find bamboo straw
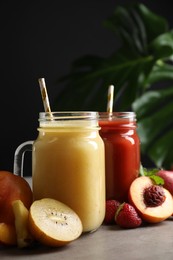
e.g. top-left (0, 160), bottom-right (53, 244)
top-left (107, 85), bottom-right (114, 114)
top-left (38, 78), bottom-right (52, 113)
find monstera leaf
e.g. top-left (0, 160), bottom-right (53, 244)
top-left (54, 3), bottom-right (173, 169)
top-left (132, 85), bottom-right (173, 169)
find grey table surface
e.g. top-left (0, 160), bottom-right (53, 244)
top-left (1, 178), bottom-right (173, 260)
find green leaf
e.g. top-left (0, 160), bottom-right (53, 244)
top-left (148, 129), bottom-right (173, 168)
top-left (143, 168), bottom-right (159, 177)
top-left (147, 63), bottom-right (173, 85)
top-left (149, 175), bottom-right (164, 185)
top-left (132, 87), bottom-right (173, 119)
top-left (140, 167), bottom-right (164, 185)
top-left (149, 32), bottom-right (173, 59)
top-left (137, 3), bottom-right (168, 42)
top-left (129, 7), bottom-right (148, 54)
top-left (133, 86), bottom-right (173, 168)
top-left (104, 4), bottom-right (147, 54)
top-left (136, 101), bottom-right (173, 152)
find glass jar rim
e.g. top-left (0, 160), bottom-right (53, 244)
top-left (39, 111), bottom-right (98, 121)
top-left (38, 111), bottom-right (100, 129)
top-left (99, 111), bottom-right (136, 120)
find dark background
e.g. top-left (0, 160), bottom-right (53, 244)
top-left (0, 0), bottom-right (172, 175)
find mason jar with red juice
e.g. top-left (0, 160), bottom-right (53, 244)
top-left (99, 112), bottom-right (140, 202)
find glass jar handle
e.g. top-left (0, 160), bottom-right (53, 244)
top-left (13, 141), bottom-right (34, 176)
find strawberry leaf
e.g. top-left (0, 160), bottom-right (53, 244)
top-left (115, 202), bottom-right (125, 220)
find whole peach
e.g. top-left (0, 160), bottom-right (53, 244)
top-left (0, 171), bottom-right (33, 224)
top-left (156, 170), bottom-right (173, 195)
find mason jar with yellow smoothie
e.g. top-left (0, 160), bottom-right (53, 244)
top-left (14, 112), bottom-right (105, 233)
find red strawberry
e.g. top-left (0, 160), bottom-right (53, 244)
top-left (115, 202), bottom-right (142, 228)
top-left (104, 200), bottom-right (120, 224)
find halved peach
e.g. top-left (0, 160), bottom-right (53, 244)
top-left (0, 171), bottom-right (33, 224)
top-left (128, 176), bottom-right (173, 223)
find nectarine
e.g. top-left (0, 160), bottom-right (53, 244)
top-left (0, 171), bottom-right (33, 224)
top-left (156, 170), bottom-right (173, 195)
top-left (128, 176), bottom-right (173, 223)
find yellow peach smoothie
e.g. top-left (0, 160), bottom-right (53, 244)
top-left (32, 112), bottom-right (105, 232)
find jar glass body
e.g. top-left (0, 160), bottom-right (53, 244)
top-left (99, 112), bottom-right (140, 202)
top-left (32, 112), bottom-right (105, 232)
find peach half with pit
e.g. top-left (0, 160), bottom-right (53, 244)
top-left (128, 176), bottom-right (173, 223)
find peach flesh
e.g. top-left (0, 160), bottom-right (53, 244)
top-left (128, 176), bottom-right (173, 223)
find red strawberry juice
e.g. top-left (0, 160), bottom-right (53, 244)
top-left (99, 112), bottom-right (140, 202)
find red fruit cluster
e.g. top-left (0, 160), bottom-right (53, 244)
top-left (104, 170), bottom-right (173, 229)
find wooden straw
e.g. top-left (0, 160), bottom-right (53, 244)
top-left (107, 85), bottom-right (114, 113)
top-left (38, 78), bottom-right (52, 113)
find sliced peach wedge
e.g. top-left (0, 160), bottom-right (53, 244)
top-left (128, 176), bottom-right (173, 223)
top-left (12, 200), bottom-right (34, 248)
top-left (28, 198), bottom-right (83, 247)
